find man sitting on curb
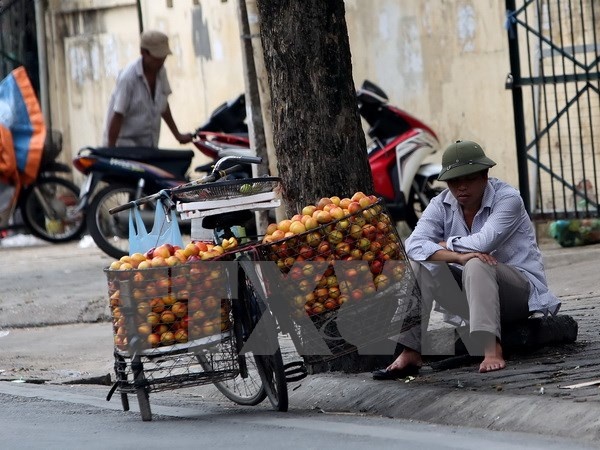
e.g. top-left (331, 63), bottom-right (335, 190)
top-left (373, 140), bottom-right (561, 378)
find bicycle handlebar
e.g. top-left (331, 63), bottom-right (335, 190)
top-left (212, 155), bottom-right (262, 173)
top-left (107, 161), bottom-right (250, 215)
top-left (107, 190), bottom-right (170, 215)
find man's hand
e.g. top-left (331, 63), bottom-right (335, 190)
top-left (456, 252), bottom-right (497, 266)
top-left (176, 132), bottom-right (193, 144)
top-left (429, 248), bottom-right (497, 266)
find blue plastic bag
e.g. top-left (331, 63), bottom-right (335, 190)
top-left (128, 199), bottom-right (183, 255)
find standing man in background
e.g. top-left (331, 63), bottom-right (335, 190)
top-left (103, 30), bottom-right (193, 148)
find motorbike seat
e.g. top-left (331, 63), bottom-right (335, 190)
top-left (86, 146), bottom-right (194, 162)
top-left (84, 146), bottom-right (195, 178)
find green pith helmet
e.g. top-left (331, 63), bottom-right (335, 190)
top-left (437, 140), bottom-right (497, 181)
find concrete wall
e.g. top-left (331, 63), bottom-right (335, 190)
top-left (346, 0), bottom-right (516, 186)
top-left (46, 0), bottom-right (245, 179)
top-left (45, 0), bottom-right (517, 186)
top-left (46, 0), bottom-right (141, 171)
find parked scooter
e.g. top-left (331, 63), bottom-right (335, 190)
top-left (0, 66), bottom-right (85, 243)
top-left (72, 145), bottom-right (194, 259)
top-left (17, 131), bottom-right (86, 242)
top-left (72, 95), bottom-right (256, 260)
top-left (0, 130), bottom-right (85, 242)
top-left (191, 94), bottom-right (255, 178)
top-left (357, 80), bottom-right (442, 228)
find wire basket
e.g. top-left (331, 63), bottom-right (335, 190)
top-left (105, 257), bottom-right (238, 391)
top-left (170, 177), bottom-right (282, 202)
top-left (254, 199), bottom-right (422, 364)
top-left (113, 341), bottom-right (237, 394)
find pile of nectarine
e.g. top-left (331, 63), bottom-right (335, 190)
top-left (108, 237), bottom-right (239, 272)
top-left (106, 241), bottom-right (235, 351)
top-left (260, 192), bottom-right (407, 318)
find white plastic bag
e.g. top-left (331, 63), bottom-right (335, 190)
top-left (128, 199), bottom-right (183, 255)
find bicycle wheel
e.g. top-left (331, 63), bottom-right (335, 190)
top-left (136, 385), bottom-right (152, 421)
top-left (238, 270), bottom-right (288, 412)
top-left (405, 178), bottom-right (444, 229)
top-left (255, 348), bottom-right (288, 412)
top-left (196, 339), bottom-right (266, 406)
top-left (87, 184), bottom-right (138, 259)
top-left (131, 356), bottom-right (152, 421)
top-left (196, 291), bottom-right (267, 405)
top-left (20, 176), bottom-right (85, 243)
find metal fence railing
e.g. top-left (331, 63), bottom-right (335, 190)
top-left (506, 0), bottom-right (600, 220)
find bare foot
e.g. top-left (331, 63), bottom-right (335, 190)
top-left (387, 348), bottom-right (423, 371)
top-left (479, 340), bottom-right (506, 373)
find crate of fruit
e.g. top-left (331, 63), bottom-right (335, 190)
top-left (254, 193), bottom-right (422, 364)
top-left (105, 241), bottom-right (240, 392)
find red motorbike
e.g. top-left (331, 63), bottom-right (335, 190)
top-left (357, 80), bottom-right (442, 228)
top-left (193, 81), bottom-right (443, 228)
top-left (191, 94), bottom-right (256, 178)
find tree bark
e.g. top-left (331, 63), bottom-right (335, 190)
top-left (255, 0), bottom-right (372, 217)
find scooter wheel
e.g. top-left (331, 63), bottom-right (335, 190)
top-left (86, 184), bottom-right (138, 260)
top-left (20, 176), bottom-right (85, 243)
top-left (406, 182), bottom-right (444, 229)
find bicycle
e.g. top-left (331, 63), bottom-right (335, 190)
top-left (105, 156), bottom-right (288, 420)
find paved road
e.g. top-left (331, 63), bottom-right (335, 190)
top-left (0, 382), bottom-right (596, 450)
top-left (0, 237), bottom-right (111, 328)
top-left (3, 235), bottom-right (600, 445)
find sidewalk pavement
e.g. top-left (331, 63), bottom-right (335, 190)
top-left (1, 237), bottom-right (600, 443)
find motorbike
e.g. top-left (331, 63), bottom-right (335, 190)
top-left (0, 66), bottom-right (85, 243)
top-left (72, 95), bottom-right (256, 260)
top-left (187, 81), bottom-right (443, 229)
top-left (15, 131), bottom-right (86, 242)
top-left (191, 93), bottom-right (256, 178)
top-left (0, 130), bottom-right (85, 243)
top-left (357, 80), bottom-right (443, 228)
top-left (73, 81), bottom-right (441, 259)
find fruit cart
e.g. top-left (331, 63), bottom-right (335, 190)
top-left (105, 260), bottom-right (238, 421)
top-left (103, 154), bottom-right (422, 419)
top-left (104, 159), bottom-right (289, 421)
top-left (179, 189), bottom-right (423, 373)
top-left (252, 196), bottom-right (422, 370)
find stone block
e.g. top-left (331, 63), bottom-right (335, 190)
top-left (306, 315), bottom-right (578, 374)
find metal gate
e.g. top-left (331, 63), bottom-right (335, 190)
top-left (506, 0), bottom-right (600, 220)
top-left (0, 0), bottom-right (39, 92)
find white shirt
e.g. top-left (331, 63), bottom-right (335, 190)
top-left (102, 58), bottom-right (171, 147)
top-left (405, 178), bottom-right (561, 315)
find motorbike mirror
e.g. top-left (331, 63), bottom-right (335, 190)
top-left (357, 80), bottom-right (389, 105)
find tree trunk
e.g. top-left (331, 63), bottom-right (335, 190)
top-left (255, 0), bottom-right (372, 217)
top-left (255, 0), bottom-right (382, 374)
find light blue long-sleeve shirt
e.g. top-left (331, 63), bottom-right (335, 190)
top-left (405, 178), bottom-right (561, 315)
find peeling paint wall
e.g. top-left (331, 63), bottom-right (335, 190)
top-left (46, 5), bottom-right (137, 170)
top-left (46, 0), bottom-right (516, 185)
top-left (46, 0), bottom-right (244, 177)
top-left (191, 7), bottom-right (212, 60)
top-left (346, 0), bottom-right (515, 185)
